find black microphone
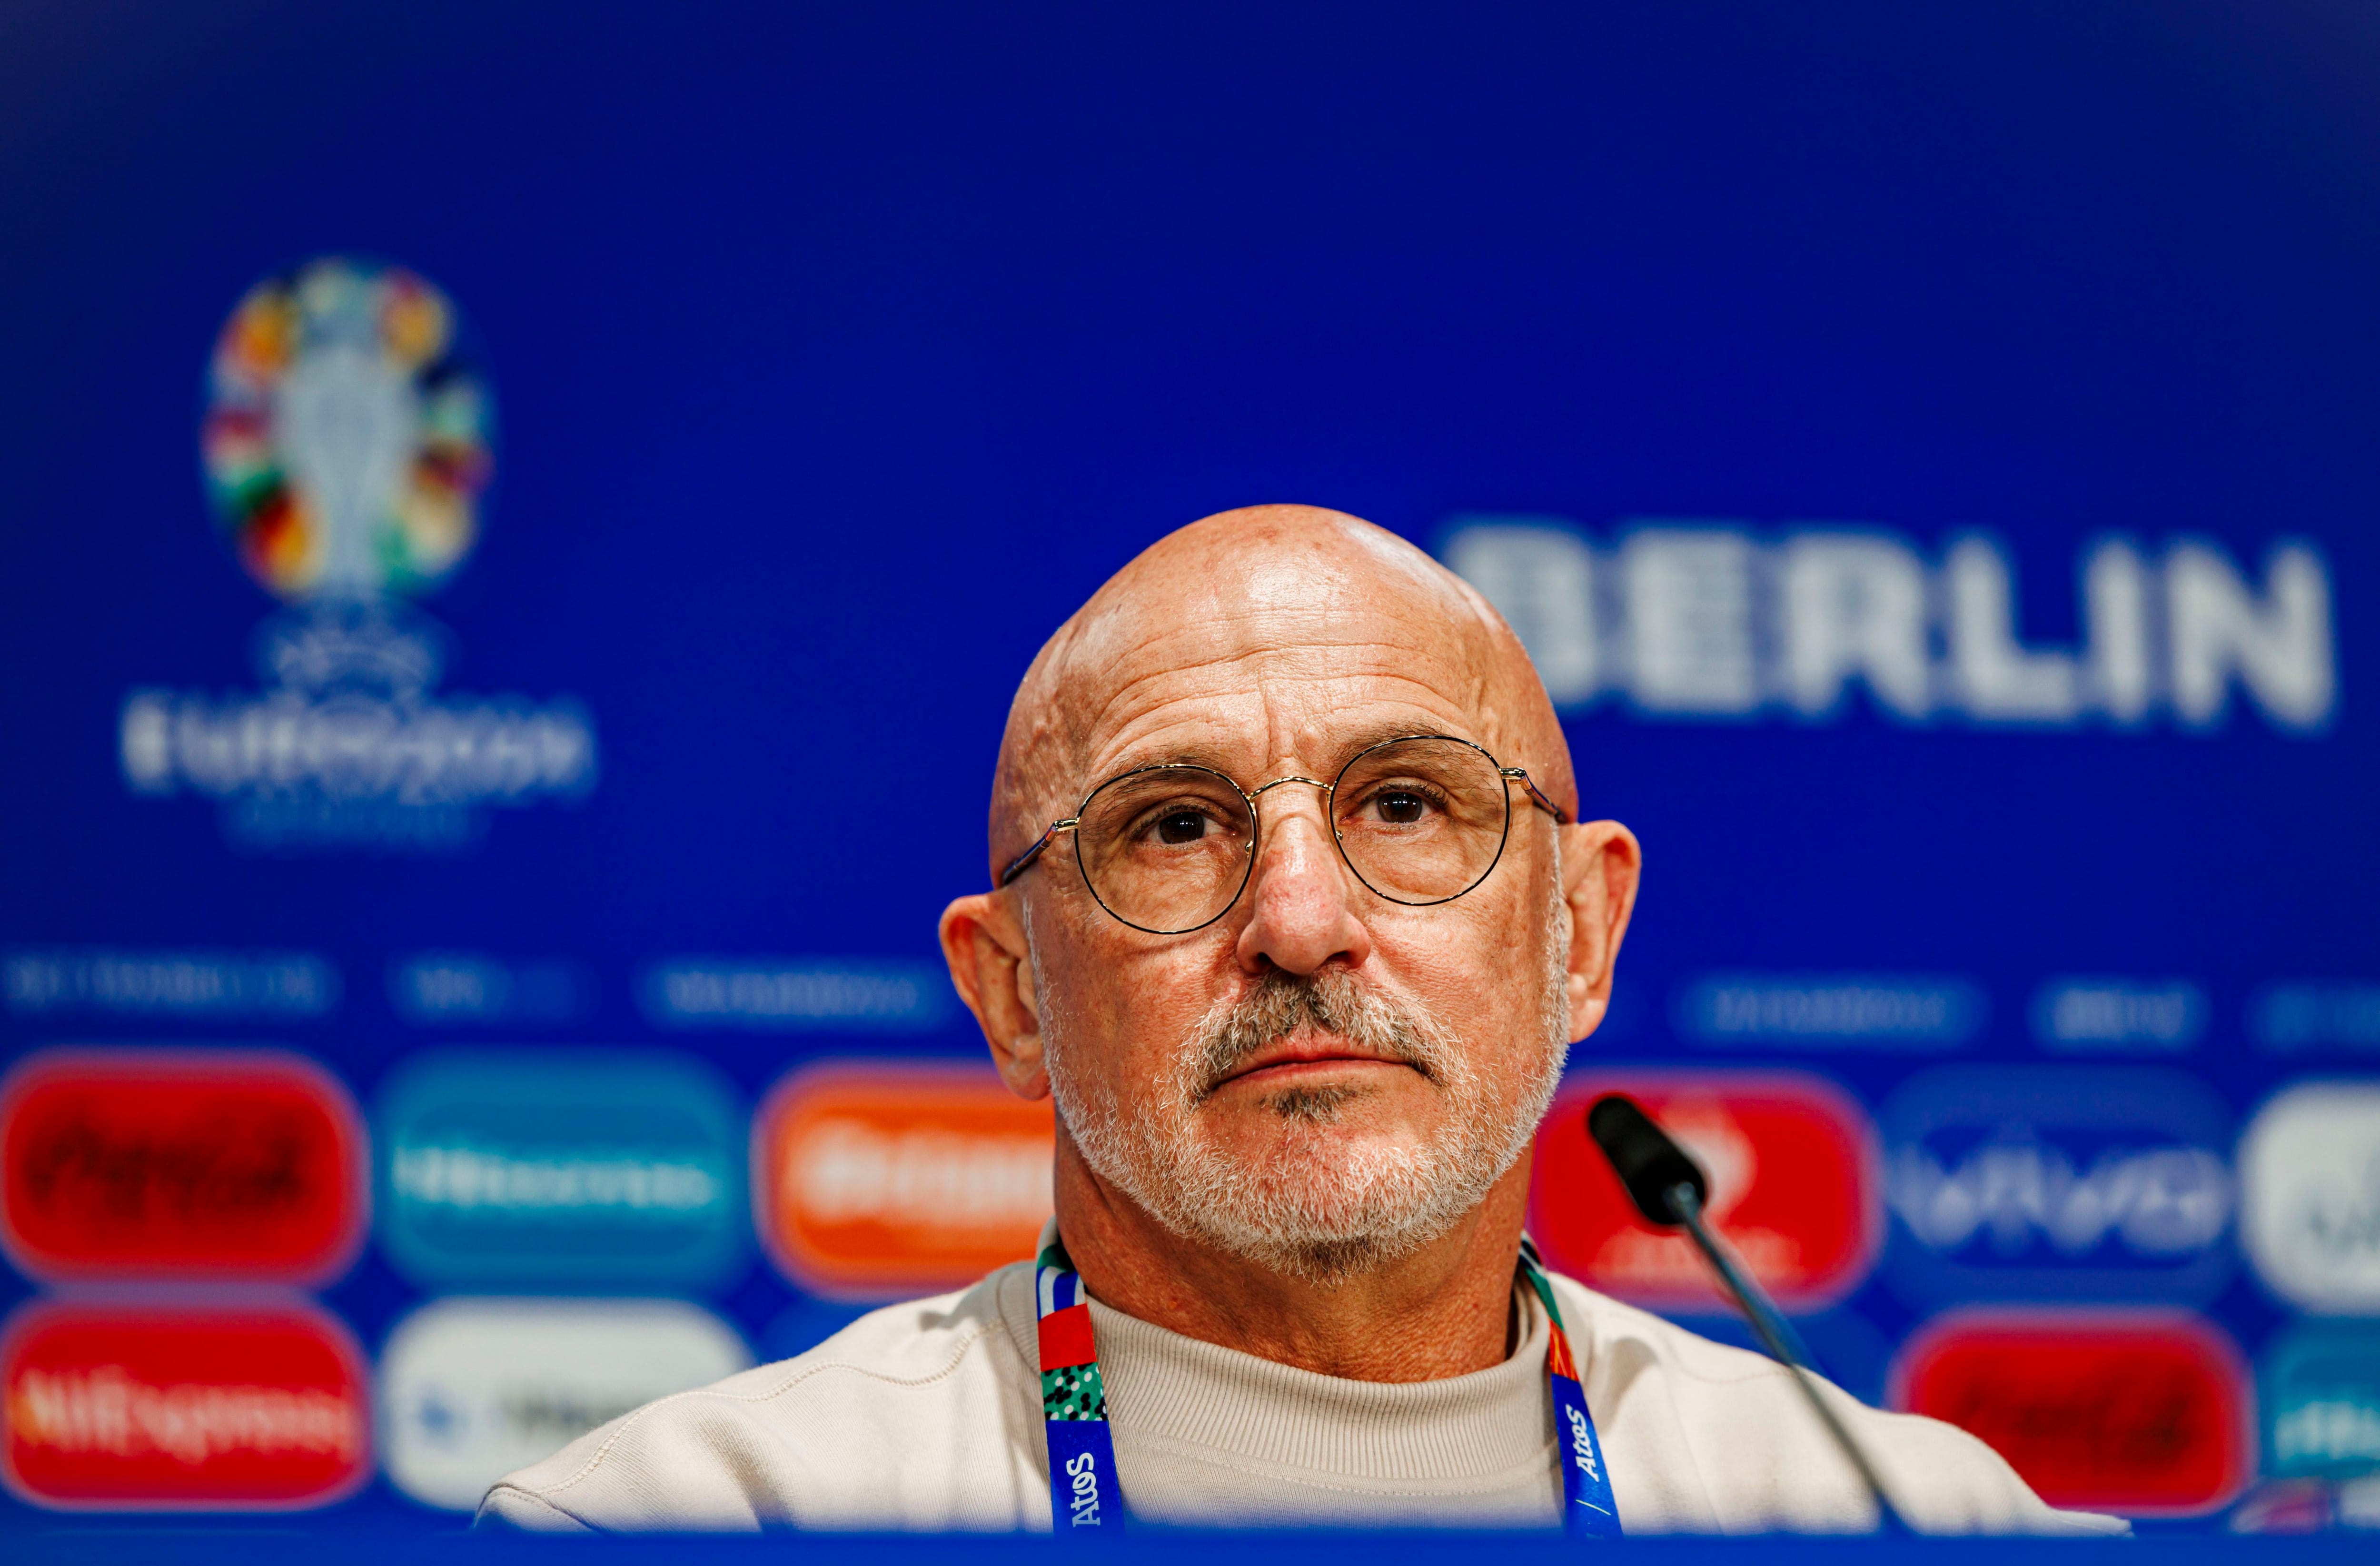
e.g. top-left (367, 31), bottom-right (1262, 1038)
top-left (1584, 1094), bottom-right (1911, 1534)
top-left (1585, 1093), bottom-right (1707, 1224)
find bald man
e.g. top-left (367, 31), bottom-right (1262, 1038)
top-left (480, 507), bottom-right (2119, 1536)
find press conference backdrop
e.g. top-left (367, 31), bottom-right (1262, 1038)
top-left (2, 0), bottom-right (2377, 1533)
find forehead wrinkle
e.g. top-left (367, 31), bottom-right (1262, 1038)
top-left (1087, 639), bottom-right (1462, 727)
top-left (1092, 695), bottom-right (1501, 786)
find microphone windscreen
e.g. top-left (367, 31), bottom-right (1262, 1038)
top-left (1586, 1093), bottom-right (1709, 1228)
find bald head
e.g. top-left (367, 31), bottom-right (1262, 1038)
top-left (987, 505), bottom-right (1576, 879)
top-left (944, 506), bottom-right (1641, 1317)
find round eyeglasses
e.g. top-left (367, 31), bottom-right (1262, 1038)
top-left (997, 733), bottom-right (1569, 935)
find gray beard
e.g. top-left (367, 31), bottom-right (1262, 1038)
top-left (1034, 879), bottom-right (1573, 1285)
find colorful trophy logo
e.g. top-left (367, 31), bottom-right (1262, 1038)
top-left (202, 258), bottom-right (494, 603)
top-left (119, 257), bottom-right (595, 853)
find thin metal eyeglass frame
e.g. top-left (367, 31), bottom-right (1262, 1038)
top-left (994, 732), bottom-right (1571, 935)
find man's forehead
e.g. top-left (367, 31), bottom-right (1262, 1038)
top-left (989, 505), bottom-right (1576, 870)
top-left (1060, 613), bottom-right (1502, 779)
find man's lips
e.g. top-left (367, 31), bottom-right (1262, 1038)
top-left (1212, 1036), bottom-right (1419, 1090)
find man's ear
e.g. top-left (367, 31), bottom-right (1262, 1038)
top-left (1555, 820), bottom-right (1642, 1042)
top-left (938, 890), bottom-right (1050, 1100)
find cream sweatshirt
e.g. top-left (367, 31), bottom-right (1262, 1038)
top-left (478, 1259), bottom-right (2123, 1536)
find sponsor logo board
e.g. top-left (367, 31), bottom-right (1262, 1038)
top-left (1880, 1066), bottom-right (2234, 1306)
top-left (379, 1298), bottom-right (750, 1510)
top-left (2240, 1081), bottom-right (2380, 1312)
top-left (756, 1061), bottom-right (1053, 1298)
top-left (1, 1299), bottom-right (370, 1510)
top-left (1529, 1071), bottom-right (1879, 1309)
top-left (1, 1048), bottom-right (366, 1284)
top-left (377, 1052), bottom-right (743, 1289)
top-left (1894, 1310), bottom-right (2250, 1514)
top-left (2261, 1322), bottom-right (2380, 1478)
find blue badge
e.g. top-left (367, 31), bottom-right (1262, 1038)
top-left (1878, 1065), bottom-right (2234, 1306)
top-left (376, 1051), bottom-right (745, 1288)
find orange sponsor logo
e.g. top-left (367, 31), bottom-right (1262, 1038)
top-left (755, 1061), bottom-right (1053, 1297)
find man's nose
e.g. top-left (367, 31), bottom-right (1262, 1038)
top-left (1234, 790), bottom-right (1372, 976)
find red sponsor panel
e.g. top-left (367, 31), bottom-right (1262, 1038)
top-left (756, 1061), bottom-right (1054, 1298)
top-left (1, 1299), bottom-right (371, 1510)
top-left (1894, 1311), bottom-right (2250, 1515)
top-left (1529, 1071), bottom-right (1879, 1309)
top-left (0, 1049), bottom-right (366, 1284)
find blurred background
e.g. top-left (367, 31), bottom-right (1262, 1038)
top-left (2, 0), bottom-right (2377, 1535)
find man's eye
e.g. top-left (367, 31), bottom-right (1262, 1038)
top-left (1154, 810), bottom-right (1209, 844)
top-left (1374, 790), bottom-right (1429, 825)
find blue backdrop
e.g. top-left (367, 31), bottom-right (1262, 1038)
top-left (2, 0), bottom-right (2376, 1533)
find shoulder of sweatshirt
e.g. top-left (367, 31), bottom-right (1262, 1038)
top-left (1546, 1272), bottom-right (2129, 1538)
top-left (475, 1262), bottom-right (1044, 1534)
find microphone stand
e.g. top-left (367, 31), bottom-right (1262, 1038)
top-left (1665, 1181), bottom-right (1911, 1535)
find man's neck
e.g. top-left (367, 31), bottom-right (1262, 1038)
top-left (1050, 1143), bottom-right (1535, 1383)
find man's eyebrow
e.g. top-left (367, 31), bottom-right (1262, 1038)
top-left (1090, 736), bottom-right (1242, 782)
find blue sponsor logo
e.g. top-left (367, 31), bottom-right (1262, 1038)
top-left (388, 952), bottom-right (586, 1026)
top-left (2262, 1322), bottom-right (2380, 1477)
top-left (1043, 1422), bottom-right (1113, 1530)
top-left (2030, 978), bottom-right (2206, 1053)
top-left (3, 946), bottom-right (339, 1020)
top-left (639, 957), bottom-right (954, 1033)
top-left (376, 1051), bottom-right (744, 1288)
top-left (1673, 974), bottom-right (1984, 1051)
top-left (2251, 983), bottom-right (2380, 1054)
top-left (1878, 1065), bottom-right (2234, 1306)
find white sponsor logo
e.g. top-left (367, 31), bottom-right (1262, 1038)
top-left (9, 1366), bottom-right (361, 1464)
top-left (2241, 1083), bottom-right (2380, 1310)
top-left (120, 609), bottom-right (597, 852)
top-left (2032, 979), bottom-right (2207, 1051)
top-left (1443, 520), bottom-right (2335, 732)
top-left (788, 1119), bottom-right (1053, 1230)
top-left (642, 959), bottom-right (952, 1032)
top-left (390, 1145), bottom-right (721, 1213)
top-left (3, 947), bottom-right (338, 1019)
top-left (1677, 974), bottom-right (1983, 1046)
top-left (1564, 1402), bottom-right (1601, 1481)
top-left (378, 1298), bottom-right (749, 1510)
top-left (2274, 1400), bottom-right (2380, 1467)
top-left (1064, 1450), bottom-right (1101, 1526)
top-left (1890, 1141), bottom-right (2231, 1255)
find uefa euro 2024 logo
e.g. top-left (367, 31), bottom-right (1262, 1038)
top-left (120, 258), bottom-right (598, 852)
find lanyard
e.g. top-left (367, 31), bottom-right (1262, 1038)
top-left (1033, 1234), bottom-right (1622, 1538)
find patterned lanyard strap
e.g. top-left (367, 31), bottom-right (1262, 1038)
top-left (1034, 1235), bottom-right (1622, 1538)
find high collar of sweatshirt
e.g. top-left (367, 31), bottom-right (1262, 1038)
top-left (999, 1260), bottom-right (1557, 1484)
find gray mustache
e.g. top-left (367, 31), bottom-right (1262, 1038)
top-left (1189, 969), bottom-right (1453, 1100)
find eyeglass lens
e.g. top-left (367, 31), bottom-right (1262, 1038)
top-left (1071, 736), bottom-right (1515, 934)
